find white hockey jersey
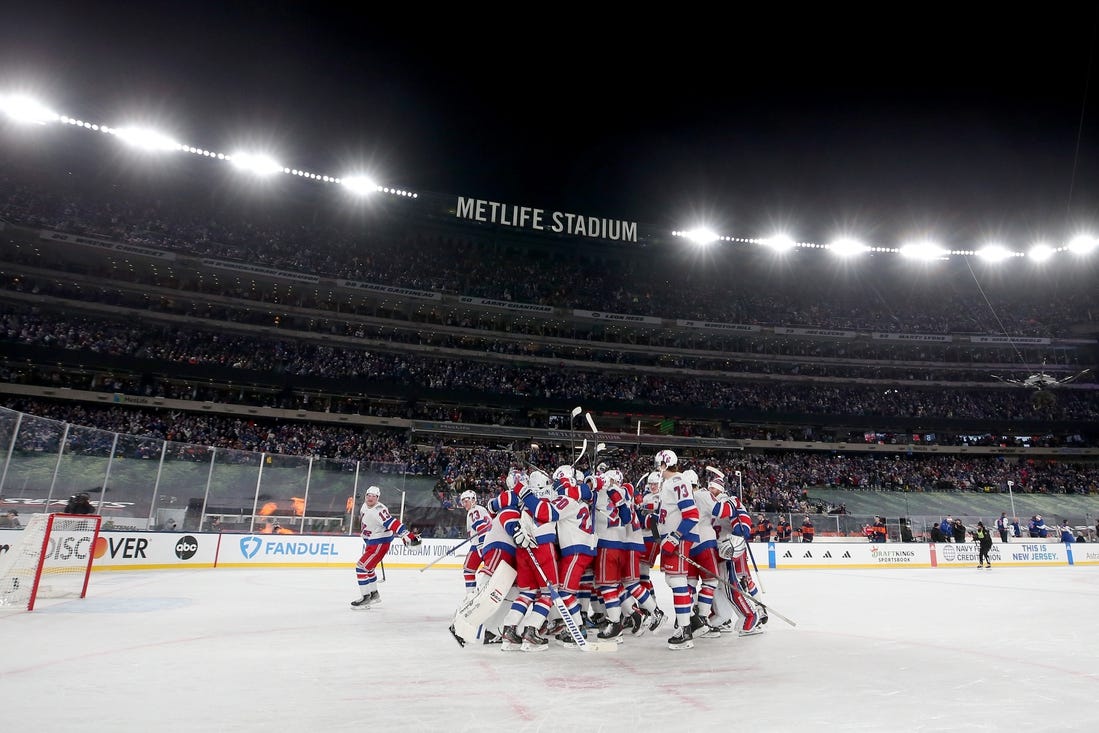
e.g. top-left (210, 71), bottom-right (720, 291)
top-left (465, 503), bottom-right (492, 550)
top-left (360, 501), bottom-right (405, 545)
top-left (656, 472), bottom-right (700, 542)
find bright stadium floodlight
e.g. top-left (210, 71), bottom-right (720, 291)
top-left (899, 241), bottom-right (947, 261)
top-left (762, 234), bottom-right (796, 252)
top-left (976, 243), bottom-right (1013, 262)
top-left (229, 152), bottom-right (283, 176)
top-left (341, 175), bottom-right (379, 196)
top-left (112, 126), bottom-right (181, 152)
top-left (828, 237), bottom-right (869, 257)
top-left (0, 93), bottom-right (59, 124)
top-left (683, 227), bottom-right (719, 246)
top-left (1067, 234), bottom-right (1098, 255)
top-left (1028, 242), bottom-right (1055, 262)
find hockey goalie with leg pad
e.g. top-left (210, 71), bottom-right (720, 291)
top-left (449, 474), bottom-right (525, 647)
top-left (708, 476), bottom-right (766, 632)
top-left (714, 533), bottom-right (765, 636)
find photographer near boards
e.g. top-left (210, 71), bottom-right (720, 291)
top-left (64, 492), bottom-right (97, 515)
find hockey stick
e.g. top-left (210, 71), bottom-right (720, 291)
top-left (569, 406), bottom-right (583, 464)
top-left (419, 536), bottom-right (473, 572)
top-left (573, 438), bottom-right (588, 466)
top-left (521, 543), bottom-right (617, 652)
top-left (677, 550), bottom-right (796, 627)
top-left (584, 412), bottom-right (606, 466)
top-left (745, 542), bottom-right (764, 593)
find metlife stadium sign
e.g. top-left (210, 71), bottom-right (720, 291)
top-left (453, 196), bottom-right (639, 243)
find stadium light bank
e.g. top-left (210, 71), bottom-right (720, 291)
top-left (0, 92), bottom-right (413, 201)
top-left (3, 92), bottom-right (1097, 261)
top-left (673, 224), bottom-right (1099, 265)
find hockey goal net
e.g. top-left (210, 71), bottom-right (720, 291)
top-left (0, 513), bottom-right (101, 611)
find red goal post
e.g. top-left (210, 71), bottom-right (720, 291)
top-left (0, 513), bottom-right (102, 611)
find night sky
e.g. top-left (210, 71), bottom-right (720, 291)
top-left (3, 4), bottom-right (1099, 245)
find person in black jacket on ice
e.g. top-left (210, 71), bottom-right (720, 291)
top-left (974, 521), bottom-right (993, 569)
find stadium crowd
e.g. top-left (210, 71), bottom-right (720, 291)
top-left (3, 399), bottom-right (1097, 509)
top-left (3, 307), bottom-right (1099, 424)
top-left (2, 164), bottom-right (1098, 338)
top-left (0, 273), bottom-right (1084, 379)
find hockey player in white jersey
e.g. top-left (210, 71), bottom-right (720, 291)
top-left (653, 449), bottom-right (702, 649)
top-left (636, 471), bottom-right (662, 598)
top-left (459, 490), bottom-right (492, 594)
top-left (683, 468), bottom-right (721, 637)
top-left (351, 486), bottom-right (419, 608)
top-left (496, 470), bottom-right (563, 651)
top-left (589, 467), bottom-right (638, 641)
top-left (544, 465), bottom-right (598, 645)
top-left (618, 478), bottom-right (666, 636)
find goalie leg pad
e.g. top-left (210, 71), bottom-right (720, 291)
top-left (451, 563), bottom-right (518, 645)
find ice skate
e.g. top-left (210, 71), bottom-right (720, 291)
top-left (739, 612), bottom-right (764, 637)
top-left (540, 618), bottom-right (565, 637)
top-left (645, 608), bottom-right (667, 634)
top-left (350, 590), bottom-right (379, 609)
top-left (597, 619), bottom-right (624, 641)
top-left (667, 626), bottom-right (694, 650)
top-left (520, 625), bottom-right (549, 652)
top-left (558, 627), bottom-right (588, 648)
top-left (500, 625), bottom-right (523, 652)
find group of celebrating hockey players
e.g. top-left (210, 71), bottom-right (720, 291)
top-left (438, 448), bottom-right (767, 651)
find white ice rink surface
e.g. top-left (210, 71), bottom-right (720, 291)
top-left (3, 564), bottom-right (1098, 732)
